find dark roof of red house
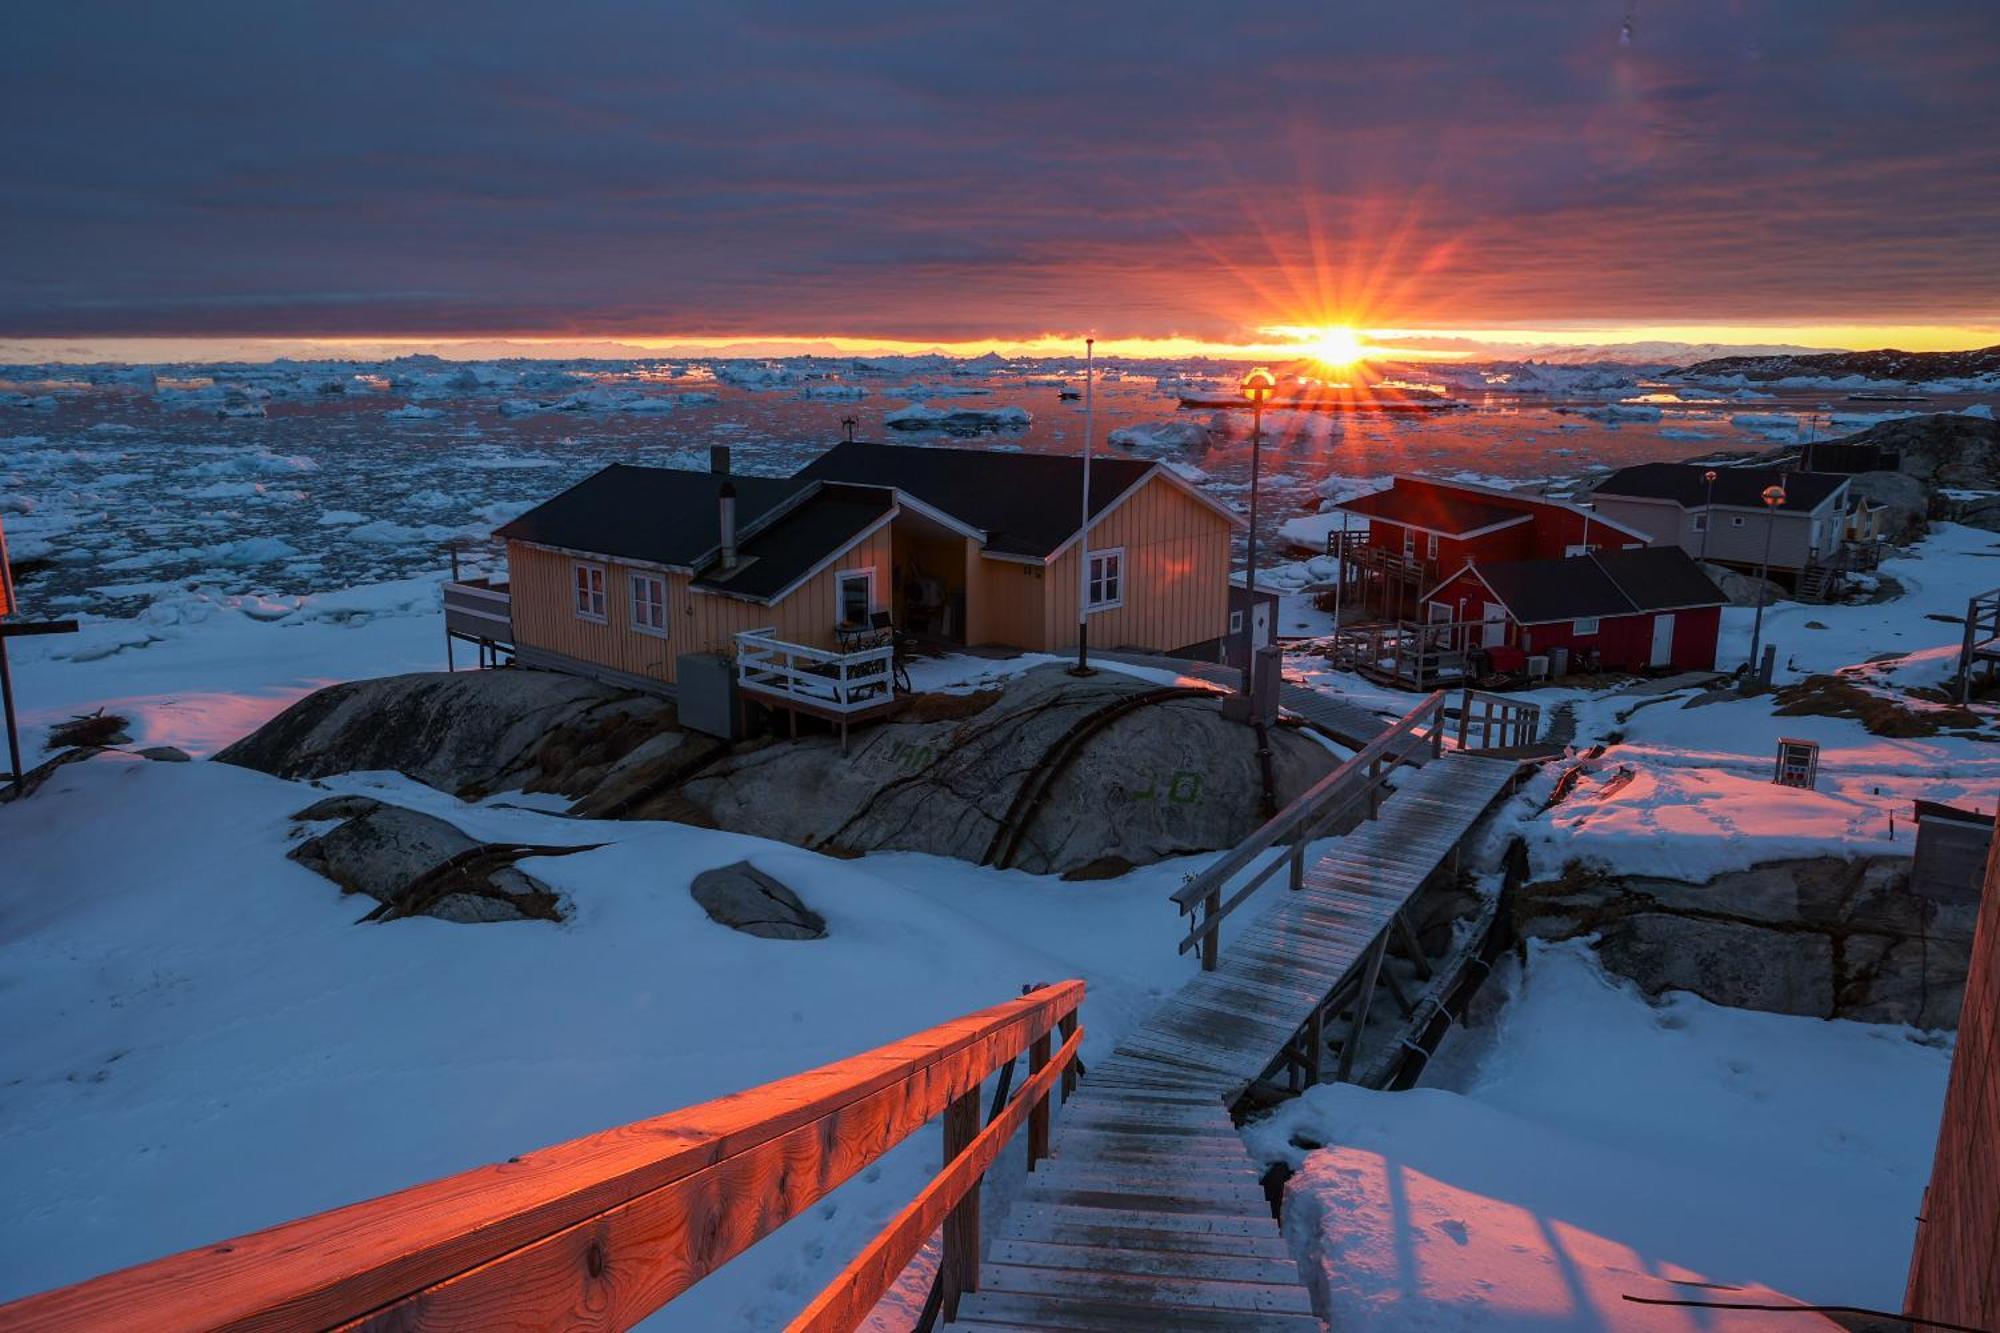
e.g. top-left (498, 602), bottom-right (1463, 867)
top-left (1443, 545), bottom-right (1724, 624)
top-left (1594, 463), bottom-right (1849, 511)
top-left (1334, 486), bottom-right (1532, 538)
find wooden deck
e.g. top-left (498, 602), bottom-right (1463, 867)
top-left (949, 747), bottom-right (1520, 1329)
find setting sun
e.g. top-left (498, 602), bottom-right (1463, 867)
top-left (1305, 325), bottom-right (1368, 369)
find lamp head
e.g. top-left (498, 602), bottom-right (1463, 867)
top-left (1703, 469), bottom-right (1718, 484)
top-left (1241, 367), bottom-right (1277, 405)
top-left (1761, 484), bottom-right (1788, 508)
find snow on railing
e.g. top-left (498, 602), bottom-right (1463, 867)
top-left (733, 627), bottom-right (895, 713)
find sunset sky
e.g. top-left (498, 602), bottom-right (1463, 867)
top-left (5, 1), bottom-right (1997, 361)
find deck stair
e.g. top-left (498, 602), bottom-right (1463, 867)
top-left (948, 694), bottom-right (1520, 1330)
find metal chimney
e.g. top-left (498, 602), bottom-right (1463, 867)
top-left (718, 479), bottom-right (738, 571)
top-left (710, 444), bottom-right (731, 475)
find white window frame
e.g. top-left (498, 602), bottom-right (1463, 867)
top-left (835, 567), bottom-right (875, 627)
top-left (1086, 547), bottom-right (1125, 612)
top-left (1230, 609), bottom-right (1244, 634)
top-left (629, 572), bottom-right (669, 638)
top-left (1730, 515), bottom-right (1745, 527)
top-left (1573, 617), bottom-right (1601, 635)
top-left (1426, 532), bottom-right (1439, 560)
top-left (572, 561), bottom-right (607, 623)
top-left (1691, 513), bottom-right (1709, 533)
top-left (1401, 527), bottom-right (1416, 559)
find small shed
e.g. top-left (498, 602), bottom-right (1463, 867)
top-left (1912, 800), bottom-right (1994, 904)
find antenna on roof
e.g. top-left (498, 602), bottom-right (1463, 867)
top-left (841, 416), bottom-right (858, 443)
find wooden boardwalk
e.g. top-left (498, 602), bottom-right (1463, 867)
top-left (950, 748), bottom-right (1520, 1329)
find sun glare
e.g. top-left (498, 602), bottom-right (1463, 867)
top-left (1306, 325), bottom-right (1368, 369)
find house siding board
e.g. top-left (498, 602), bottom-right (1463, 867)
top-left (1906, 828), bottom-right (2000, 1328)
top-left (507, 525), bottom-right (895, 687)
top-left (1593, 491), bottom-right (1838, 573)
top-left (967, 553), bottom-right (1047, 649)
top-left (1045, 474), bottom-right (1230, 652)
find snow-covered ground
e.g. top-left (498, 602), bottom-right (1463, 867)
top-left (1246, 941), bottom-right (1951, 1328)
top-left (4, 360), bottom-right (1993, 1326)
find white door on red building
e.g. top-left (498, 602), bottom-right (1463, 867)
top-left (1482, 602), bottom-right (1508, 648)
top-left (1650, 613), bottom-right (1675, 666)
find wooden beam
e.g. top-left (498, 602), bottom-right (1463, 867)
top-left (0, 983), bottom-right (1083, 1333)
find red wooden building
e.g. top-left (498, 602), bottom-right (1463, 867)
top-left (1327, 476), bottom-right (1650, 619)
top-left (1423, 545), bottom-right (1725, 673)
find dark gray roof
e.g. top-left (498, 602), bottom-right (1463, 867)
top-left (495, 464), bottom-right (811, 568)
top-left (1594, 463), bottom-right (1847, 512)
top-left (694, 484), bottom-right (895, 600)
top-left (795, 440), bottom-right (1159, 558)
top-left (1462, 545), bottom-right (1724, 624)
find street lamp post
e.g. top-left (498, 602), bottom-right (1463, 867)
top-left (1239, 368), bottom-right (1276, 703)
top-left (1746, 482), bottom-right (1787, 681)
top-left (1070, 337), bottom-right (1097, 676)
top-left (1700, 469), bottom-right (1717, 562)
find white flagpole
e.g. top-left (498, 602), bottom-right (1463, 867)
top-left (1073, 337), bottom-right (1097, 674)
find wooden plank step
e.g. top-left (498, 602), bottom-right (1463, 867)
top-left (950, 1289), bottom-right (1323, 1331)
top-left (1034, 1167), bottom-right (1271, 1208)
top-left (988, 1238), bottom-right (1301, 1285)
top-left (978, 1262), bottom-right (1317, 1315)
top-left (1016, 1184), bottom-right (1268, 1217)
top-left (1050, 1134), bottom-right (1252, 1164)
top-left (999, 1201), bottom-right (1281, 1240)
top-left (992, 1214), bottom-right (1295, 1260)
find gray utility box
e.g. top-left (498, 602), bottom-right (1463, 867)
top-left (677, 652), bottom-right (740, 740)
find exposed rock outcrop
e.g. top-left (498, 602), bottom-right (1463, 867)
top-left (669, 666), bottom-right (1340, 874)
top-left (1515, 855), bottom-right (1973, 1027)
top-left (217, 670), bottom-right (677, 797)
top-left (690, 862), bottom-right (827, 939)
top-left (288, 802), bottom-right (587, 923)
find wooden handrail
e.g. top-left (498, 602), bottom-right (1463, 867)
top-left (0, 981), bottom-right (1085, 1333)
top-left (1172, 691), bottom-right (1446, 968)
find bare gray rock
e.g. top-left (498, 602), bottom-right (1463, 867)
top-left (1697, 561), bottom-right (1785, 608)
top-left (288, 803), bottom-right (576, 924)
top-left (1846, 470), bottom-right (1929, 542)
top-left (690, 862), bottom-right (827, 939)
top-left (1515, 855), bottom-right (1973, 1026)
top-left (134, 745), bottom-right (192, 762)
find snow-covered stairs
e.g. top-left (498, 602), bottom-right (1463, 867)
top-left (948, 1062), bottom-right (1320, 1330)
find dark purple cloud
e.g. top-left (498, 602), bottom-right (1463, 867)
top-left (3, 1), bottom-right (1996, 340)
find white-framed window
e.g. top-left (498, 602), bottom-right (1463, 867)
top-left (572, 562), bottom-right (607, 622)
top-left (1691, 513), bottom-right (1709, 533)
top-left (630, 572), bottom-right (668, 637)
top-left (1230, 609), bottom-right (1244, 633)
top-left (1573, 617), bottom-right (1601, 635)
top-left (1730, 515), bottom-right (1745, 527)
top-left (1426, 533), bottom-right (1439, 560)
top-left (1086, 548), bottom-right (1124, 611)
top-left (1401, 527), bottom-right (1416, 558)
top-left (836, 568), bottom-right (875, 626)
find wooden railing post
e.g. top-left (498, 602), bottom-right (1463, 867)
top-left (1027, 1029), bottom-right (1051, 1170)
top-left (1201, 888), bottom-right (1221, 970)
top-left (1290, 840), bottom-right (1305, 890)
top-left (938, 1087), bottom-right (983, 1322)
top-left (1057, 1010), bottom-right (1079, 1102)
top-left (1455, 687), bottom-right (1471, 750)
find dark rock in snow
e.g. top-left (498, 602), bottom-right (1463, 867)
top-left (217, 669), bottom-right (676, 797)
top-left (134, 745), bottom-right (192, 763)
top-left (689, 862), bottom-right (828, 939)
top-left (288, 802), bottom-right (582, 924)
top-left (290, 794), bottom-right (388, 822)
top-left (46, 711), bottom-right (131, 749)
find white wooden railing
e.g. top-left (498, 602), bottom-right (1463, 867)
top-left (734, 628), bottom-right (896, 713)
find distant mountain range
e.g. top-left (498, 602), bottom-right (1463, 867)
top-left (1679, 345), bottom-right (2000, 381)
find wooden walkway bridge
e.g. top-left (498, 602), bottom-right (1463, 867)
top-left (2, 692), bottom-right (1526, 1333)
top-left (949, 691), bottom-right (1519, 1329)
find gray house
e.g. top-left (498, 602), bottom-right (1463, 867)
top-left (1590, 464), bottom-right (1870, 599)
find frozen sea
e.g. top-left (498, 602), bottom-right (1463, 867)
top-left (2, 356), bottom-right (1990, 620)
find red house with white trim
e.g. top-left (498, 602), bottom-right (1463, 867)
top-left (1326, 476), bottom-right (1651, 619)
top-left (1423, 545), bottom-right (1725, 673)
